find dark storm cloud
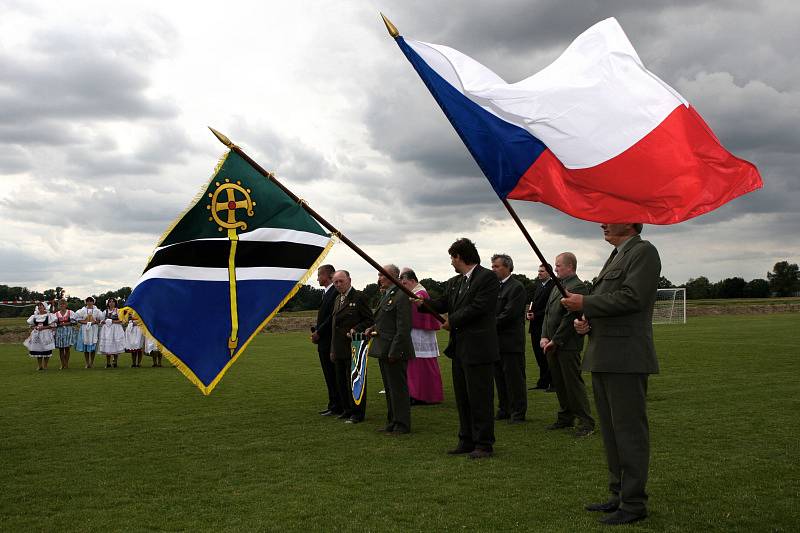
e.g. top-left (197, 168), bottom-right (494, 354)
top-left (225, 119), bottom-right (334, 184)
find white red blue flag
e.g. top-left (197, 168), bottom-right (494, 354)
top-left (393, 17), bottom-right (762, 224)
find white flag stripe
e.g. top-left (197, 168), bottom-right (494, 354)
top-left (134, 265), bottom-right (309, 288)
top-left (155, 227), bottom-right (331, 252)
top-left (408, 18), bottom-right (687, 169)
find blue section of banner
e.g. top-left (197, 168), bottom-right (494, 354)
top-left (126, 277), bottom-right (296, 386)
top-left (397, 37), bottom-right (547, 198)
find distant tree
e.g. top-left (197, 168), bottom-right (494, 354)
top-left (658, 276), bottom-right (675, 289)
top-left (419, 278), bottom-right (445, 301)
top-left (685, 276), bottom-right (712, 299)
top-left (767, 261), bottom-right (800, 296)
top-left (717, 277), bottom-right (746, 299)
top-left (512, 273), bottom-right (536, 303)
top-left (362, 282), bottom-right (380, 308)
top-left (743, 278), bottom-right (770, 298)
top-left (283, 285), bottom-right (324, 312)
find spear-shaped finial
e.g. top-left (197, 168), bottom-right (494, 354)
top-left (380, 13), bottom-right (399, 38)
top-left (208, 127), bottom-right (233, 148)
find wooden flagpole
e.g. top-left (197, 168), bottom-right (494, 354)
top-left (208, 127), bottom-right (446, 323)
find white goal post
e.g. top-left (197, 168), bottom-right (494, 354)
top-left (653, 288), bottom-right (687, 324)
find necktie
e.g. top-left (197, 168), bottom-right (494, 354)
top-left (603, 249), bottom-right (619, 271)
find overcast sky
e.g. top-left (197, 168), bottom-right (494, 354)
top-left (1, 0), bottom-right (798, 296)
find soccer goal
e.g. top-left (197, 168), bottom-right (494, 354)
top-left (653, 288), bottom-right (687, 324)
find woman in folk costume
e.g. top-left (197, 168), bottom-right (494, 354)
top-left (75, 296), bottom-right (103, 368)
top-left (399, 268), bottom-right (444, 405)
top-left (53, 298), bottom-right (77, 369)
top-left (98, 297), bottom-right (125, 368)
top-left (24, 302), bottom-right (56, 371)
top-left (143, 334), bottom-right (163, 367)
top-left (124, 314), bottom-right (145, 367)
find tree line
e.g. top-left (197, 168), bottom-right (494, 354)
top-left (2, 260), bottom-right (797, 317)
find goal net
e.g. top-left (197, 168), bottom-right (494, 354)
top-left (653, 288), bottom-right (686, 324)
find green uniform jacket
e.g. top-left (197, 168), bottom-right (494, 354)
top-left (369, 286), bottom-right (416, 360)
top-left (330, 288), bottom-right (374, 361)
top-left (582, 235), bottom-right (661, 374)
top-left (542, 273), bottom-right (587, 352)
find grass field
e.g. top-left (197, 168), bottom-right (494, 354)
top-left (1, 314), bottom-right (798, 532)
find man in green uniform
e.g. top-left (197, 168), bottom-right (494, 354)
top-left (366, 264), bottom-right (415, 435)
top-left (562, 223), bottom-right (661, 526)
top-left (540, 252), bottom-right (594, 438)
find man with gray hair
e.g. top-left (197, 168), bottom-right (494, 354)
top-left (366, 264), bottom-right (415, 434)
top-left (490, 253), bottom-right (528, 423)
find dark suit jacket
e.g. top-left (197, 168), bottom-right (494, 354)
top-left (369, 286), bottom-right (415, 360)
top-left (495, 276), bottom-right (527, 354)
top-left (542, 274), bottom-right (587, 352)
top-left (425, 264), bottom-right (500, 365)
top-left (330, 288), bottom-right (374, 361)
top-left (582, 235), bottom-right (661, 374)
top-left (315, 286), bottom-right (337, 354)
top-left (529, 278), bottom-right (556, 333)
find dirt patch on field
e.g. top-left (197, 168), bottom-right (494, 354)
top-left (688, 304), bottom-right (800, 316)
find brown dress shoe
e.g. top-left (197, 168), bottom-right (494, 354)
top-left (467, 448), bottom-right (493, 460)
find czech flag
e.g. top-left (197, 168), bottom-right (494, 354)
top-left (392, 17), bottom-right (762, 224)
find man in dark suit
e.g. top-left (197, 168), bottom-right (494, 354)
top-left (528, 264), bottom-right (555, 390)
top-left (562, 223), bottom-right (661, 526)
top-left (490, 253), bottom-right (528, 423)
top-left (421, 238), bottom-right (500, 459)
top-left (330, 270), bottom-right (374, 425)
top-left (540, 252), bottom-right (594, 437)
top-left (311, 264), bottom-right (341, 416)
top-left (366, 264), bottom-right (415, 434)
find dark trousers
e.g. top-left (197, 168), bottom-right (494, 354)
top-left (334, 358), bottom-right (366, 420)
top-left (531, 321), bottom-right (550, 387)
top-left (452, 357), bottom-right (495, 450)
top-left (546, 349), bottom-right (594, 429)
top-left (592, 372), bottom-right (650, 516)
top-left (378, 358), bottom-right (410, 432)
top-left (318, 344), bottom-right (341, 413)
top-left (494, 351), bottom-right (527, 420)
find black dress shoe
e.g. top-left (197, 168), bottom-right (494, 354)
top-left (585, 501), bottom-right (620, 513)
top-left (336, 412), bottom-right (350, 419)
top-left (319, 409), bottom-right (333, 416)
top-left (599, 509), bottom-right (646, 525)
top-left (376, 424), bottom-right (394, 433)
top-left (495, 412), bottom-right (509, 420)
top-left (344, 416), bottom-right (363, 424)
top-left (447, 445), bottom-right (475, 455)
top-left (545, 386), bottom-right (556, 393)
top-left (467, 448), bottom-right (493, 460)
top-left (508, 418), bottom-right (526, 425)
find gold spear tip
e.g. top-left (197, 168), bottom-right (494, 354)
top-left (380, 13), bottom-right (399, 38)
top-left (208, 127), bottom-right (233, 147)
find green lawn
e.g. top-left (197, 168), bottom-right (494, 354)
top-left (1, 314), bottom-right (798, 531)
